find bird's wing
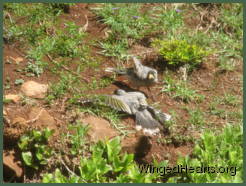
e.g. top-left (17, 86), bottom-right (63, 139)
top-left (105, 95), bottom-right (132, 114)
top-left (132, 57), bottom-right (146, 79)
top-left (135, 109), bottom-right (162, 130)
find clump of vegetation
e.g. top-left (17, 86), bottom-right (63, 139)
top-left (46, 72), bottom-right (79, 103)
top-left (63, 123), bottom-right (89, 156)
top-left (94, 3), bottom-right (183, 60)
top-left (4, 3), bottom-right (90, 77)
top-left (42, 137), bottom-right (159, 183)
top-left (172, 123), bottom-right (243, 183)
top-left (18, 128), bottom-right (54, 170)
top-left (218, 3), bottom-right (243, 40)
top-left (162, 75), bottom-right (204, 103)
top-left (188, 109), bottom-right (205, 126)
top-left (152, 39), bottom-right (210, 69)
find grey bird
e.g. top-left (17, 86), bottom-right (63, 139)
top-left (105, 89), bottom-right (171, 135)
top-left (105, 57), bottom-right (158, 100)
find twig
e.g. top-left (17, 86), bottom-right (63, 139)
top-left (60, 157), bottom-right (77, 176)
top-left (60, 97), bottom-right (68, 113)
top-left (5, 11), bottom-right (13, 23)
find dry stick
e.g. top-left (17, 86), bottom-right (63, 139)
top-left (46, 54), bottom-right (89, 83)
top-left (204, 16), bottom-right (217, 34)
top-left (5, 11), bottom-right (13, 23)
top-left (59, 157), bottom-right (77, 176)
top-left (60, 97), bottom-right (69, 113)
top-left (25, 108), bottom-right (44, 124)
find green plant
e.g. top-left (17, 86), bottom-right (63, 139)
top-left (162, 76), bottom-right (204, 102)
top-left (218, 56), bottom-right (236, 72)
top-left (94, 3), bottom-right (183, 60)
top-left (208, 102), bottom-right (225, 118)
top-left (188, 109), bottom-right (205, 126)
top-left (4, 4), bottom-right (90, 77)
top-left (18, 128), bottom-right (54, 169)
top-left (64, 123), bottom-right (89, 155)
top-left (25, 61), bottom-right (45, 77)
top-left (89, 77), bottom-right (114, 90)
top-left (218, 3), bottom-right (243, 40)
top-left (46, 72), bottom-right (79, 102)
top-left (42, 137), bottom-right (159, 183)
top-left (174, 123), bottom-right (243, 183)
top-left (158, 111), bottom-right (195, 145)
top-left (152, 39), bottom-right (210, 69)
top-left (222, 93), bottom-right (240, 107)
top-left (14, 78), bottom-right (24, 85)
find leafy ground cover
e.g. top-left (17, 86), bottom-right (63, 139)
top-left (3, 3), bottom-right (243, 183)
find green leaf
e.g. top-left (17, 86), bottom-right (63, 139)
top-left (18, 135), bottom-right (30, 150)
top-left (22, 151), bottom-right (33, 166)
top-left (14, 79), bottom-right (24, 85)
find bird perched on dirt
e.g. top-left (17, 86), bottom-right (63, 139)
top-left (105, 89), bottom-right (171, 135)
top-left (105, 56), bottom-right (158, 100)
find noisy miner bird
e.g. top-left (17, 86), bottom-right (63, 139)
top-left (105, 56), bottom-right (158, 100)
top-left (106, 89), bottom-right (171, 135)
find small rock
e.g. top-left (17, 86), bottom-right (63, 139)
top-left (3, 150), bottom-right (23, 180)
top-left (21, 81), bottom-right (48, 99)
top-left (81, 115), bottom-right (119, 143)
top-left (5, 94), bottom-right (21, 103)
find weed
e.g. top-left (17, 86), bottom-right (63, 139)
top-left (208, 102), bottom-right (225, 118)
top-left (218, 56), bottom-right (236, 72)
top-left (98, 39), bottom-right (128, 60)
top-left (89, 77), bottom-right (114, 90)
top-left (18, 128), bottom-right (54, 169)
top-left (222, 93), bottom-right (240, 107)
top-left (4, 4), bottom-right (90, 77)
top-left (188, 109), bottom-right (205, 126)
top-left (14, 78), bottom-right (24, 85)
top-left (25, 61), bottom-right (45, 77)
top-left (152, 39), bottom-right (210, 70)
top-left (162, 76), bottom-right (204, 103)
top-left (42, 137), bottom-right (159, 183)
top-left (176, 123), bottom-right (243, 183)
top-left (64, 122), bottom-right (89, 156)
top-left (218, 3), bottom-right (243, 40)
top-left (227, 110), bottom-right (243, 122)
top-left (94, 3), bottom-right (183, 60)
top-left (46, 72), bottom-right (79, 103)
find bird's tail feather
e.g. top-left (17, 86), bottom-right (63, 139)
top-left (105, 67), bottom-right (127, 75)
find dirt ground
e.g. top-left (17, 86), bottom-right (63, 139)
top-left (3, 3), bottom-right (243, 182)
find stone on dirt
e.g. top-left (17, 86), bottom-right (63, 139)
top-left (81, 115), bottom-right (119, 143)
top-left (20, 81), bottom-right (48, 99)
top-left (28, 107), bottom-right (56, 130)
top-left (3, 150), bottom-right (23, 180)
